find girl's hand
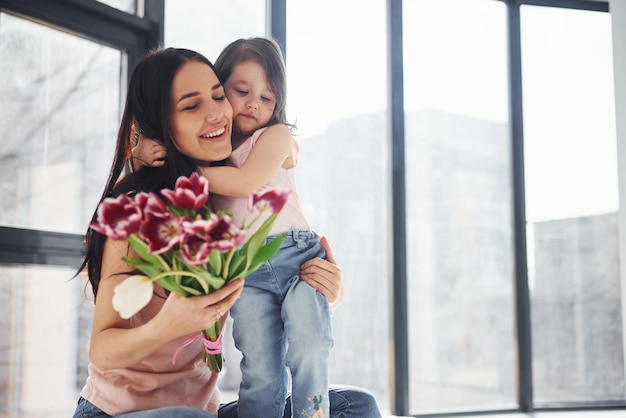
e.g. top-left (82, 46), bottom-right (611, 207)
top-left (299, 236), bottom-right (344, 310)
top-left (131, 136), bottom-right (167, 169)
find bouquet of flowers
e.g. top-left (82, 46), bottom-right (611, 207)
top-left (90, 172), bottom-right (288, 372)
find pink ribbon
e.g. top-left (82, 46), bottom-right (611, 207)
top-left (171, 332), bottom-right (223, 365)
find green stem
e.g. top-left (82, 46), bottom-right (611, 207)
top-left (149, 269), bottom-right (206, 284)
top-left (243, 210), bottom-right (265, 230)
top-left (171, 255), bottom-right (180, 286)
top-left (222, 249), bottom-right (236, 279)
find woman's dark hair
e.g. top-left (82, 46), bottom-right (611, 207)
top-left (78, 47), bottom-right (217, 298)
top-left (214, 37), bottom-right (292, 128)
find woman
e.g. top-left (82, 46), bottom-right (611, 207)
top-left (73, 47), bottom-right (381, 418)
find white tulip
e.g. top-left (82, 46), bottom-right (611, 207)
top-left (112, 275), bottom-right (154, 319)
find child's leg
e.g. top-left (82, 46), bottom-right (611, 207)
top-left (280, 385), bottom-right (383, 418)
top-left (283, 267), bottom-right (332, 417)
top-left (230, 284), bottom-right (287, 418)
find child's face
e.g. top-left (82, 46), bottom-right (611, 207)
top-left (168, 61), bottom-right (233, 165)
top-left (224, 59), bottom-right (276, 136)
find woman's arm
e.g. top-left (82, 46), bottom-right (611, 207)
top-left (299, 236), bottom-right (344, 310)
top-left (198, 124), bottom-right (293, 197)
top-left (88, 238), bottom-right (243, 370)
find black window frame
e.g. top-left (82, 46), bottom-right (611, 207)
top-left (0, 0), bottom-right (164, 268)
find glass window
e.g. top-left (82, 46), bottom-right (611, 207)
top-left (287, 0), bottom-right (390, 412)
top-left (520, 5), bottom-right (624, 405)
top-left (0, 265), bottom-right (93, 417)
top-left (403, 0), bottom-right (515, 414)
top-left (0, 12), bottom-right (124, 234)
top-left (95, 0), bottom-right (138, 14)
top-left (164, 0), bottom-right (266, 62)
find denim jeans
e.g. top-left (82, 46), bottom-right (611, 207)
top-left (218, 385), bottom-right (383, 418)
top-left (230, 229), bottom-right (332, 418)
top-left (73, 384), bottom-right (383, 418)
top-left (72, 397), bottom-right (217, 418)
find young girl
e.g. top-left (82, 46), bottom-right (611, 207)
top-left (205, 37), bottom-right (332, 418)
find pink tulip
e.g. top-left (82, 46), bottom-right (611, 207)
top-left (139, 211), bottom-right (184, 254)
top-left (249, 187), bottom-right (291, 214)
top-left (135, 192), bottom-right (169, 218)
top-left (180, 215), bottom-right (247, 265)
top-left (91, 194), bottom-right (142, 240)
top-left (161, 172), bottom-right (209, 211)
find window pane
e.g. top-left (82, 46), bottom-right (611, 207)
top-left (95, 0), bottom-right (137, 14)
top-left (287, 0), bottom-right (390, 412)
top-left (164, 0), bottom-right (265, 61)
top-left (0, 13), bottom-right (123, 234)
top-left (403, 0), bottom-right (515, 413)
top-left (0, 265), bottom-right (93, 417)
top-left (520, 6), bottom-right (624, 405)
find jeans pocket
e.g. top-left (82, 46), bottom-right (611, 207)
top-left (73, 397), bottom-right (111, 418)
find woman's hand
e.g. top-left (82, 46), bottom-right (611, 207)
top-left (300, 236), bottom-right (344, 310)
top-left (154, 279), bottom-right (244, 339)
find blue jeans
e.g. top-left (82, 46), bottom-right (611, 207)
top-left (72, 397), bottom-right (217, 418)
top-left (218, 385), bottom-right (382, 418)
top-left (230, 229), bottom-right (332, 418)
top-left (73, 385), bottom-right (382, 418)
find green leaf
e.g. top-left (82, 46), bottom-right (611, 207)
top-left (186, 266), bottom-right (227, 290)
top-left (208, 250), bottom-right (222, 276)
top-left (179, 275), bottom-right (207, 294)
top-left (243, 213), bottom-right (280, 269)
top-left (227, 252), bottom-right (246, 279)
top-left (155, 276), bottom-right (189, 296)
top-left (123, 257), bottom-right (162, 277)
top-left (178, 285), bottom-right (203, 295)
top-left (205, 272), bottom-right (227, 290)
top-left (244, 233), bottom-right (286, 276)
top-left (127, 234), bottom-right (170, 272)
top-left (179, 270), bottom-right (209, 294)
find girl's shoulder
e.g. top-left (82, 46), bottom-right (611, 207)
top-left (255, 124), bottom-right (293, 143)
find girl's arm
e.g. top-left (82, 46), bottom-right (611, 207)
top-left (199, 124), bottom-right (293, 197)
top-left (88, 238), bottom-right (243, 370)
top-left (131, 137), bottom-right (167, 170)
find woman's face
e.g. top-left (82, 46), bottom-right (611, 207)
top-left (169, 61), bottom-right (233, 165)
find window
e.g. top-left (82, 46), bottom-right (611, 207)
top-left (286, 0), bottom-right (391, 411)
top-left (520, 5), bottom-right (623, 406)
top-left (0, 12), bottom-right (123, 235)
top-left (164, 0), bottom-right (265, 61)
top-left (95, 0), bottom-right (139, 14)
top-left (0, 264), bottom-right (91, 416)
top-left (403, 0), bottom-right (514, 413)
